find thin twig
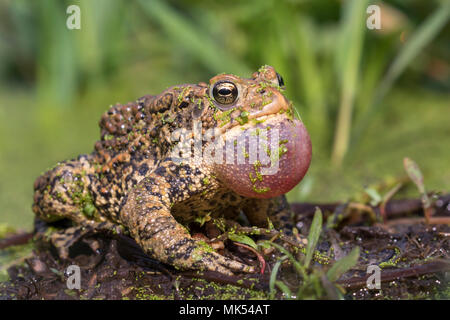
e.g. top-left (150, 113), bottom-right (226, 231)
top-left (0, 232), bottom-right (33, 249)
top-left (180, 270), bottom-right (269, 291)
top-left (385, 216), bottom-right (450, 226)
top-left (337, 260), bottom-right (450, 290)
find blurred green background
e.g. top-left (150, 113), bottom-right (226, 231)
top-left (0, 0), bottom-right (449, 230)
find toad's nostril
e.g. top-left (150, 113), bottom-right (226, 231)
top-left (276, 73), bottom-right (285, 87)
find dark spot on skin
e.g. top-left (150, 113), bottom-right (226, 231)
top-left (169, 186), bottom-right (183, 199)
top-left (169, 165), bottom-right (181, 175)
top-left (178, 101), bottom-right (189, 109)
top-left (100, 190), bottom-right (111, 200)
top-left (142, 185), bottom-right (165, 202)
top-left (134, 154), bottom-right (144, 163)
top-left (71, 228), bottom-right (82, 239)
top-left (139, 163), bottom-right (149, 176)
top-left (106, 173), bottom-right (113, 183)
top-left (125, 174), bottom-right (133, 184)
top-left (175, 113), bottom-right (184, 124)
top-left (154, 93), bottom-right (173, 113)
top-left (144, 183), bottom-right (154, 193)
top-left (77, 155), bottom-right (88, 161)
top-left (143, 205), bottom-right (163, 213)
top-left (97, 203), bottom-right (111, 213)
top-left (192, 102), bottom-right (204, 118)
top-left (166, 238), bottom-right (194, 260)
top-left (115, 188), bottom-right (124, 200)
top-left (119, 195), bottom-right (128, 211)
top-left (154, 166), bottom-right (166, 176)
top-left (183, 166), bottom-right (192, 175)
top-left (139, 222), bottom-right (176, 240)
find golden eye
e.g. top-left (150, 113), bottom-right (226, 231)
top-left (212, 81), bottom-right (238, 105)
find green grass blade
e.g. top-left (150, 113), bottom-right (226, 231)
top-left (354, 39), bottom-right (393, 117)
top-left (228, 233), bottom-right (258, 250)
top-left (275, 280), bottom-right (293, 299)
top-left (264, 241), bottom-right (306, 278)
top-left (137, 0), bottom-right (250, 75)
top-left (304, 207), bottom-right (323, 269)
top-left (293, 14), bottom-right (327, 148)
top-left (36, 0), bottom-right (77, 108)
top-left (269, 255), bottom-right (288, 299)
top-left (403, 157), bottom-right (426, 194)
top-left (351, 3), bottom-right (450, 150)
top-left (378, 4), bottom-right (450, 100)
top-left (326, 246), bottom-right (360, 282)
top-left (403, 157), bottom-right (432, 218)
top-left (331, 0), bottom-right (369, 166)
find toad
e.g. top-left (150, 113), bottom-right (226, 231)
top-left (33, 66), bottom-right (312, 275)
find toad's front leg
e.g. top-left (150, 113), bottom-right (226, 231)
top-left (120, 163), bottom-right (254, 275)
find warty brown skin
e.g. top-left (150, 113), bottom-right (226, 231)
top-left (32, 66), bottom-right (306, 275)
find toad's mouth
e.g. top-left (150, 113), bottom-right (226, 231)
top-left (216, 89), bottom-right (292, 134)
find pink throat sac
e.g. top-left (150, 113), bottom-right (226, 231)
top-left (214, 118), bottom-right (312, 199)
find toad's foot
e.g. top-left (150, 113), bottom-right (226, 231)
top-left (124, 210), bottom-right (256, 275)
top-left (120, 170), bottom-right (257, 276)
top-left (174, 239), bottom-right (255, 275)
top-left (34, 218), bottom-right (123, 259)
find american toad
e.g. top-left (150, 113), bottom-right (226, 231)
top-left (32, 66), bottom-right (312, 275)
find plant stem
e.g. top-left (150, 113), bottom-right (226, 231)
top-left (331, 0), bottom-right (368, 166)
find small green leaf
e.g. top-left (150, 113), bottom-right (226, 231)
top-left (275, 280), bottom-right (293, 299)
top-left (228, 233), bottom-right (258, 250)
top-left (403, 157), bottom-right (425, 194)
top-left (327, 247), bottom-right (360, 282)
top-left (304, 208), bottom-right (323, 268)
top-left (263, 241), bottom-right (306, 278)
top-left (257, 240), bottom-right (273, 250)
top-left (364, 187), bottom-right (382, 206)
top-left (83, 203), bottom-right (96, 218)
top-left (50, 267), bottom-right (63, 277)
top-left (269, 255), bottom-right (288, 299)
top-left (403, 157), bottom-right (432, 221)
top-left (0, 269), bottom-right (10, 282)
top-left (267, 218), bottom-right (275, 230)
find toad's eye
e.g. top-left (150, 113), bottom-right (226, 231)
top-left (276, 72), bottom-right (285, 87)
top-left (212, 81), bottom-right (238, 105)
